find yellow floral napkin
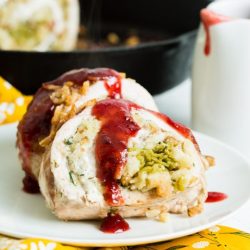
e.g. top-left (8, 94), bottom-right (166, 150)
top-left (0, 77), bottom-right (32, 125)
top-left (1, 226), bottom-right (250, 250)
top-left (0, 78), bottom-right (249, 250)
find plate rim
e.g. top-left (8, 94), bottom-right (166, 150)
top-left (0, 123), bottom-right (250, 246)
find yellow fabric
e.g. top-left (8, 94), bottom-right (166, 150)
top-left (0, 77), bottom-right (32, 125)
top-left (0, 226), bottom-right (250, 250)
top-left (0, 79), bottom-right (249, 250)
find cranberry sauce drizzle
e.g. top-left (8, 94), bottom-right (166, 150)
top-left (22, 174), bottom-right (40, 194)
top-left (206, 192), bottom-right (228, 203)
top-left (18, 68), bottom-right (121, 193)
top-left (92, 99), bottom-right (140, 206)
top-left (200, 9), bottom-right (230, 56)
top-left (92, 98), bottom-right (200, 207)
top-left (148, 109), bottom-right (200, 152)
top-left (17, 87), bottom-right (55, 190)
top-left (92, 99), bottom-right (203, 233)
top-left (100, 213), bottom-right (130, 233)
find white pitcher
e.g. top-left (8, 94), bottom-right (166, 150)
top-left (192, 0), bottom-right (250, 157)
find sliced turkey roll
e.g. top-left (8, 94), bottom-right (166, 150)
top-left (39, 98), bottom-right (209, 221)
top-left (17, 68), bottom-right (158, 193)
top-left (0, 0), bottom-right (79, 51)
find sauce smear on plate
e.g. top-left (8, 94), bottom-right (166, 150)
top-left (206, 192), bottom-right (228, 202)
top-left (100, 213), bottom-right (130, 233)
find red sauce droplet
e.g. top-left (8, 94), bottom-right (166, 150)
top-left (92, 99), bottom-right (140, 206)
top-left (200, 9), bottom-right (230, 56)
top-left (100, 213), bottom-right (130, 233)
top-left (206, 192), bottom-right (228, 202)
top-left (18, 68), bottom-right (121, 193)
top-left (22, 174), bottom-right (40, 194)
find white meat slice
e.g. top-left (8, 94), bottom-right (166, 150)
top-left (39, 105), bottom-right (207, 220)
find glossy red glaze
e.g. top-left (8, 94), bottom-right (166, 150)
top-left (92, 99), bottom-right (140, 206)
top-left (100, 213), bottom-right (130, 233)
top-left (22, 174), bottom-right (40, 194)
top-left (206, 192), bottom-right (228, 203)
top-left (200, 9), bottom-right (230, 55)
top-left (17, 68), bottom-right (121, 193)
top-left (148, 110), bottom-right (200, 152)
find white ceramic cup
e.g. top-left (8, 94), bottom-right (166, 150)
top-left (192, 0), bottom-right (250, 157)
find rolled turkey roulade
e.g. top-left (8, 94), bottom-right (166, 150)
top-left (39, 98), bottom-right (209, 221)
top-left (0, 0), bottom-right (79, 51)
top-left (17, 68), bottom-right (158, 193)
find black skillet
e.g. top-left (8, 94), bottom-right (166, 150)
top-left (0, 0), bottom-right (212, 95)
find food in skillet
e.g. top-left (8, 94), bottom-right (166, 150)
top-left (0, 0), bottom-right (172, 51)
top-left (0, 0), bottom-right (79, 51)
top-left (17, 68), bottom-right (212, 232)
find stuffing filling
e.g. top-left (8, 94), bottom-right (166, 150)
top-left (56, 108), bottom-right (200, 203)
top-left (122, 136), bottom-right (199, 198)
top-left (118, 109), bottom-right (200, 200)
top-left (40, 80), bottom-right (92, 147)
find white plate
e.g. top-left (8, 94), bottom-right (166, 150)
top-left (0, 123), bottom-right (250, 247)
